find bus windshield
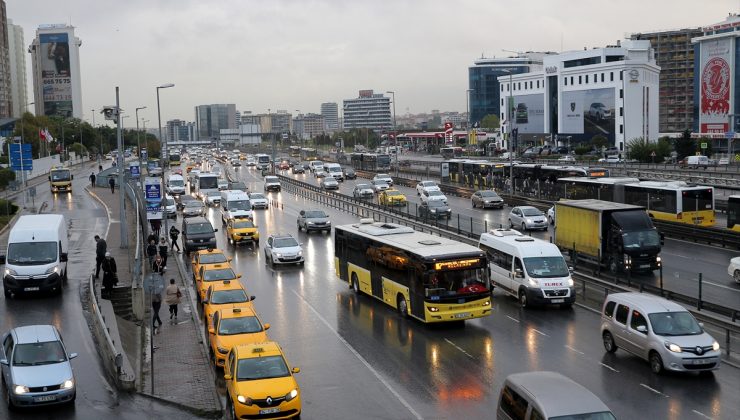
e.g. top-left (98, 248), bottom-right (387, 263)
top-left (257, 155), bottom-right (270, 164)
top-left (199, 177), bottom-right (218, 189)
top-left (50, 170), bottom-right (71, 182)
top-left (425, 267), bottom-right (489, 297)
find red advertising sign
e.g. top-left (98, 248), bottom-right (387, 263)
top-left (699, 38), bottom-right (733, 133)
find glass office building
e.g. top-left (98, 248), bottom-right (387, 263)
top-left (195, 104), bottom-right (236, 141)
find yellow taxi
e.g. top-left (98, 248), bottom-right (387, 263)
top-left (191, 249), bottom-right (231, 281)
top-left (196, 263), bottom-right (241, 301)
top-left (240, 153), bottom-right (247, 160)
top-left (203, 279), bottom-right (255, 328)
top-left (226, 218), bottom-right (260, 246)
top-left (186, 162), bottom-right (196, 173)
top-left (224, 342), bottom-right (301, 420)
top-left (379, 189), bottom-right (407, 206)
top-left (208, 306), bottom-right (270, 367)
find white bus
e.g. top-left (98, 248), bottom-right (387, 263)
top-left (255, 154), bottom-right (271, 170)
top-left (478, 229), bottom-right (575, 308)
top-left (194, 172), bottom-right (220, 201)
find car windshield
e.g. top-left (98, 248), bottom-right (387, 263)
top-left (521, 208), bottom-right (543, 216)
top-left (185, 201), bottom-right (203, 208)
top-left (265, 177), bottom-right (278, 182)
top-left (372, 180), bottom-right (386, 185)
top-left (550, 413), bottom-right (617, 420)
top-left (421, 181), bottom-right (436, 187)
top-left (622, 230), bottom-right (661, 249)
top-left (249, 193), bottom-right (265, 200)
top-left (523, 257), bottom-right (570, 278)
top-left (328, 167), bottom-right (341, 172)
top-left (203, 268), bottom-right (236, 281)
top-left (274, 237), bottom-right (298, 248)
top-left (305, 211), bottom-right (327, 218)
top-left (211, 289), bottom-right (249, 304)
top-left (428, 201), bottom-right (446, 208)
top-left (7, 242), bottom-right (57, 265)
top-left (479, 191), bottom-right (499, 198)
top-left (169, 180), bottom-right (184, 187)
top-left (187, 222), bottom-right (213, 234)
top-left (356, 184), bottom-right (371, 190)
top-left (427, 191), bottom-right (443, 197)
top-left (648, 312), bottom-right (703, 336)
top-left (324, 179), bottom-right (337, 184)
top-left (166, 198), bottom-right (175, 206)
top-left (218, 316), bottom-right (262, 335)
top-left (207, 191), bottom-right (220, 197)
top-left (13, 341), bottom-right (67, 366)
top-left (233, 220), bottom-right (255, 229)
top-left (229, 200), bottom-right (251, 210)
top-left (386, 191), bottom-right (402, 196)
top-left (237, 355), bottom-right (290, 381)
top-left (198, 253), bottom-right (227, 264)
top-left (51, 170), bottom-right (71, 181)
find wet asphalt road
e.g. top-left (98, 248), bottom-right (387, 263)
top-left (171, 162), bottom-right (740, 420)
top-left (0, 163), bottom-right (199, 420)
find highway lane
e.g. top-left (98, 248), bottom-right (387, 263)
top-left (0, 162), bottom-right (197, 419)
top-left (176, 161), bottom-right (739, 420)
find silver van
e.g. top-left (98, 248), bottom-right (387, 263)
top-left (600, 292), bottom-right (720, 374)
top-left (497, 371), bottom-right (614, 420)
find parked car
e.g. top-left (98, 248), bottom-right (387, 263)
top-left (320, 177), bottom-right (339, 190)
top-left (264, 234), bottom-right (304, 267)
top-left (729, 256), bottom-right (740, 283)
top-left (416, 180), bottom-right (440, 195)
top-left (471, 190), bottom-right (504, 209)
top-left (352, 183), bottom-right (374, 199)
top-left (343, 167), bottom-right (356, 180)
top-left (372, 174), bottom-right (393, 186)
top-left (419, 200), bottom-right (451, 219)
top-left (297, 209), bottom-right (331, 233)
top-left (508, 206), bottom-right (547, 231)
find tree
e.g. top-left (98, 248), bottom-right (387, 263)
top-left (0, 168), bottom-right (16, 189)
top-left (590, 134), bottom-right (608, 150)
top-left (574, 145), bottom-right (591, 156)
top-left (674, 129), bottom-right (696, 160)
top-left (627, 137), bottom-right (652, 162)
top-left (68, 142), bottom-right (88, 158)
top-left (480, 114), bottom-right (500, 130)
top-left (697, 136), bottom-right (713, 157)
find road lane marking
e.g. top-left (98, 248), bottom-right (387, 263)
top-left (531, 328), bottom-right (548, 337)
top-left (704, 281), bottom-right (740, 292)
top-left (444, 338), bottom-right (474, 359)
top-left (291, 290), bottom-right (423, 420)
top-left (564, 345), bottom-right (584, 355)
top-left (599, 362), bottom-right (620, 373)
top-left (640, 383), bottom-right (669, 398)
top-left (692, 410), bottom-right (715, 420)
top-left (505, 315), bottom-right (520, 323)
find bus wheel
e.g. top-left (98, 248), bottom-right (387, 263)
top-left (397, 295), bottom-right (408, 318)
top-left (351, 273), bottom-right (360, 294)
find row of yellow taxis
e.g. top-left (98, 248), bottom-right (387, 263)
top-left (191, 248), bottom-right (302, 419)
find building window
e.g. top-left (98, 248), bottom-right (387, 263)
top-left (564, 77), bottom-right (568, 86)
top-left (619, 107), bottom-right (623, 116)
top-left (610, 72), bottom-right (614, 81)
top-left (501, 113), bottom-right (504, 120)
top-left (594, 73), bottom-right (598, 83)
top-left (619, 125), bottom-right (623, 134)
top-left (570, 76), bottom-right (574, 85)
top-left (619, 89), bottom-right (623, 99)
top-left (501, 99), bottom-right (504, 106)
top-left (620, 71), bottom-right (623, 81)
top-left (501, 84), bottom-right (504, 92)
top-left (585, 75), bottom-right (589, 83)
top-left (518, 82), bottom-right (521, 90)
top-left (601, 73), bottom-right (605, 82)
top-left (579, 76), bottom-right (582, 84)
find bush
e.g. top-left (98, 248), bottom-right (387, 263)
top-left (0, 156), bottom-right (8, 164)
top-left (0, 168), bottom-right (16, 189)
top-left (574, 145), bottom-right (592, 156)
top-left (0, 199), bottom-right (18, 217)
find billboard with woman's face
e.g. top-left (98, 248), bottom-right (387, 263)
top-left (40, 33), bottom-right (73, 118)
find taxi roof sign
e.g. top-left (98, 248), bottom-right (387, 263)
top-left (252, 347), bottom-right (264, 353)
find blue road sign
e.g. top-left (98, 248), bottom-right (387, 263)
top-left (130, 164), bottom-right (140, 178)
top-left (725, 131), bottom-right (735, 139)
top-left (9, 143), bottom-right (32, 170)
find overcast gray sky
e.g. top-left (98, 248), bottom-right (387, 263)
top-left (6, 0), bottom-right (738, 125)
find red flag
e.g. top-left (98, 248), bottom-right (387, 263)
top-left (39, 129), bottom-right (47, 141)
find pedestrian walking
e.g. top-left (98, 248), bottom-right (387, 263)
top-left (150, 219), bottom-right (161, 238)
top-left (94, 235), bottom-right (107, 279)
top-left (164, 278), bottom-right (182, 322)
top-left (101, 252), bottom-right (118, 299)
top-left (98, 164), bottom-right (103, 173)
top-left (169, 225), bottom-right (181, 252)
top-left (152, 292), bottom-right (163, 332)
top-left (89, 172), bottom-right (96, 188)
top-left (146, 239), bottom-right (158, 267)
top-left (158, 237), bottom-right (168, 269)
top-left (152, 254), bottom-right (165, 275)
top-left (108, 176), bottom-right (115, 194)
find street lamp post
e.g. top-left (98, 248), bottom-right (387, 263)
top-left (386, 91), bottom-right (397, 175)
top-left (466, 89), bottom-right (473, 156)
top-left (114, 87), bottom-right (128, 248)
top-left (136, 106), bottom-right (147, 168)
top-left (156, 83), bottom-right (174, 244)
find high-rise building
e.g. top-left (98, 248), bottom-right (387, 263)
top-left (166, 119), bottom-right (195, 143)
top-left (468, 54), bottom-right (547, 127)
top-left (194, 104), bottom-right (236, 140)
top-left (630, 27), bottom-right (703, 134)
top-left (0, 1), bottom-right (11, 119)
top-left (270, 110), bottom-right (292, 134)
top-left (29, 24), bottom-right (83, 119)
top-left (294, 113), bottom-right (325, 140)
top-left (7, 19), bottom-right (28, 118)
top-left (320, 102), bottom-right (339, 132)
top-left (342, 90), bottom-right (391, 130)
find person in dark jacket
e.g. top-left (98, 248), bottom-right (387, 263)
top-left (89, 172), bottom-right (96, 188)
top-left (101, 252), bottom-right (117, 299)
top-left (152, 292), bottom-right (163, 332)
top-left (169, 226), bottom-right (181, 252)
top-left (108, 176), bottom-right (115, 194)
top-left (146, 239), bottom-right (158, 267)
top-left (152, 254), bottom-right (165, 275)
top-left (158, 237), bottom-right (168, 270)
top-left (94, 235), bottom-right (107, 279)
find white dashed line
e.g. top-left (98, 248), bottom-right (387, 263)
top-left (599, 362), bottom-right (620, 373)
top-left (691, 409), bottom-right (715, 420)
top-left (640, 383), bottom-right (669, 398)
top-left (531, 328), bottom-right (548, 337)
top-left (444, 338), bottom-right (474, 359)
top-left (506, 315), bottom-right (520, 323)
top-left (564, 345), bottom-right (584, 355)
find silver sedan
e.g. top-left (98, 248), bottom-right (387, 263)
top-left (508, 206), bottom-right (548, 231)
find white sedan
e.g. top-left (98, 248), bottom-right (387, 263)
top-left (372, 174), bottom-right (393, 186)
top-left (249, 192), bottom-right (269, 209)
top-left (729, 257), bottom-right (740, 283)
top-left (416, 180), bottom-right (440, 195)
top-left (371, 179), bottom-right (390, 192)
top-left (420, 188), bottom-right (448, 204)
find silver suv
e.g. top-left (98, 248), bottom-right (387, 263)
top-left (601, 292), bottom-right (720, 374)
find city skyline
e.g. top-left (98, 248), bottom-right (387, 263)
top-left (5, 0), bottom-right (737, 127)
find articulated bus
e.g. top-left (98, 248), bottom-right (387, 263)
top-left (350, 153), bottom-right (392, 171)
top-left (727, 195), bottom-right (740, 232)
top-left (169, 153), bottom-right (181, 167)
top-left (289, 146), bottom-right (301, 157)
top-left (334, 220), bottom-right (492, 323)
top-left (557, 177), bottom-right (715, 226)
top-left (447, 161), bottom-right (602, 187)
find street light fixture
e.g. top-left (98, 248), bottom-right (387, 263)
top-left (386, 91), bottom-right (397, 174)
top-left (136, 106), bottom-right (147, 167)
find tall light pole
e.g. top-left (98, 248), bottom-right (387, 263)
top-left (466, 89), bottom-right (473, 156)
top-left (386, 91), bottom-right (397, 175)
top-left (136, 106), bottom-right (147, 168)
top-left (114, 87), bottom-right (128, 248)
top-left (156, 83), bottom-right (175, 170)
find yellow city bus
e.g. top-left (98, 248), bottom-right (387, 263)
top-left (728, 195), bottom-right (740, 232)
top-left (49, 166), bottom-right (73, 193)
top-left (289, 146), bottom-right (301, 157)
top-left (334, 219), bottom-right (492, 323)
top-left (169, 153), bottom-right (181, 167)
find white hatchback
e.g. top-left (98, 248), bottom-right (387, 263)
top-left (416, 180), bottom-right (440, 195)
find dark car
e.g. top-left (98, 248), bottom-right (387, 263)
top-left (419, 200), bottom-right (451, 219)
top-left (292, 165), bottom-right (305, 174)
top-left (181, 217), bottom-right (218, 255)
top-left (554, 146), bottom-right (569, 155)
top-left (177, 194), bottom-right (197, 210)
top-left (343, 167), bottom-right (357, 180)
top-left (471, 190), bottom-right (505, 209)
top-left (297, 209), bottom-right (331, 233)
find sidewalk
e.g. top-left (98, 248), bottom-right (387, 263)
top-left (87, 181), bottom-right (221, 417)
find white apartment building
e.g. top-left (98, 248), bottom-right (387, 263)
top-left (7, 19), bottom-right (28, 118)
top-left (342, 90), bottom-right (392, 130)
top-left (321, 102), bottom-right (339, 132)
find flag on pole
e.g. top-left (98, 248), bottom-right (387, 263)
top-left (44, 128), bottom-right (55, 142)
top-left (39, 129), bottom-right (47, 142)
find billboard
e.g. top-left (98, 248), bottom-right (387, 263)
top-left (561, 88), bottom-right (615, 142)
top-left (699, 38), bottom-right (733, 134)
top-left (510, 94), bottom-right (545, 134)
top-left (39, 33), bottom-right (73, 118)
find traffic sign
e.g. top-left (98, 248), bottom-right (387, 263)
top-left (9, 143), bottom-right (32, 171)
top-left (735, 154), bottom-right (740, 162)
top-left (701, 142), bottom-right (708, 149)
top-left (725, 131), bottom-right (735, 139)
top-left (650, 151), bottom-right (656, 157)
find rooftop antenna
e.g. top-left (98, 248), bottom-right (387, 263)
top-left (502, 49), bottom-right (525, 56)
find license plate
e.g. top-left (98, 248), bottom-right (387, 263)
top-left (693, 359), bottom-right (712, 365)
top-left (259, 408), bottom-right (280, 415)
top-left (551, 299), bottom-right (564, 304)
top-left (34, 395), bottom-right (56, 402)
top-left (454, 312), bottom-right (470, 319)
top-left (24, 287), bottom-right (40, 291)
top-left (640, 264), bottom-right (650, 268)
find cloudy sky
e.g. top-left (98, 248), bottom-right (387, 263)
top-left (6, 0), bottom-right (737, 125)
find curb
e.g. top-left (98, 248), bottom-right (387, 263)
top-left (0, 209), bottom-right (22, 237)
top-left (138, 391), bottom-right (223, 419)
top-left (86, 187), bottom-right (112, 238)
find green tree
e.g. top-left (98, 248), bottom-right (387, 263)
top-left (574, 145), bottom-right (591, 155)
top-left (68, 142), bottom-right (88, 158)
top-left (655, 137), bottom-right (672, 162)
top-left (627, 137), bottom-right (652, 163)
top-left (697, 136), bottom-right (713, 157)
top-left (0, 168), bottom-right (16, 189)
top-left (480, 114), bottom-right (500, 130)
top-left (674, 129), bottom-right (696, 160)
top-left (590, 134), bottom-right (608, 150)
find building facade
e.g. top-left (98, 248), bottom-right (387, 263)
top-left (294, 113), bottom-right (325, 140)
top-left (631, 27), bottom-right (703, 134)
top-left (7, 19), bottom-right (28, 118)
top-left (220, 124), bottom-right (261, 146)
top-left (166, 119), bottom-right (195, 143)
top-left (468, 54), bottom-right (546, 127)
top-left (29, 24), bottom-right (83, 119)
top-left (320, 102), bottom-right (339, 132)
top-left (270, 110), bottom-right (292, 134)
top-left (499, 40), bottom-right (660, 153)
top-left (195, 104), bottom-right (236, 140)
top-left (342, 90), bottom-right (392, 130)
top-left (0, 1), bottom-right (11, 119)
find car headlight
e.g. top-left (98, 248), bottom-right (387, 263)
top-left (45, 265), bottom-right (60, 275)
top-left (567, 278), bottom-right (574, 287)
top-left (326, 221), bottom-right (331, 225)
top-left (61, 379), bottom-right (74, 389)
top-left (275, 253), bottom-right (283, 258)
top-left (297, 250), bottom-right (303, 256)
top-left (525, 218), bottom-right (533, 223)
top-left (664, 341), bottom-right (682, 353)
top-left (428, 306), bottom-right (439, 312)
top-left (528, 278), bottom-right (538, 287)
top-left (217, 346), bottom-right (229, 355)
top-left (712, 341), bottom-right (720, 351)
top-left (14, 385), bottom-right (29, 395)
top-left (285, 389), bottom-right (299, 401)
top-left (430, 209), bottom-right (437, 213)
top-left (237, 395), bottom-right (253, 406)
top-left (656, 256), bottom-right (662, 262)
top-left (5, 267), bottom-right (17, 276)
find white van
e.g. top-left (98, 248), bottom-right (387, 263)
top-left (324, 163), bottom-right (344, 181)
top-left (686, 155), bottom-right (709, 169)
top-left (308, 160), bottom-right (324, 173)
top-left (220, 190), bottom-right (252, 224)
top-left (166, 174), bottom-right (186, 195)
top-left (1, 214), bottom-right (68, 297)
top-left (478, 229), bottom-right (574, 308)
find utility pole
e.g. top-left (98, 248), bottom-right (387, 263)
top-left (115, 87), bottom-right (128, 248)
